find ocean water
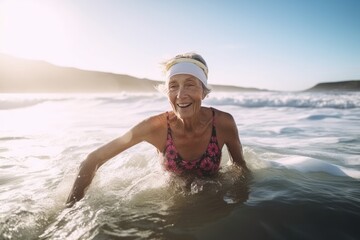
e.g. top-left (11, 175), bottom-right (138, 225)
top-left (0, 91), bottom-right (359, 240)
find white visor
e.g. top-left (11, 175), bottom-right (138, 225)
top-left (166, 62), bottom-right (207, 86)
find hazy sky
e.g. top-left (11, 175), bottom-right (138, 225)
top-left (1, 0), bottom-right (359, 91)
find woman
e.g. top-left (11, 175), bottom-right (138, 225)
top-left (66, 52), bottom-right (249, 207)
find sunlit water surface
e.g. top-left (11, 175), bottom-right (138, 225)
top-left (1, 92), bottom-right (359, 239)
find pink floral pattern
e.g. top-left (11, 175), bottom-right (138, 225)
top-left (162, 109), bottom-right (221, 177)
top-left (165, 142), bottom-right (177, 160)
top-left (200, 157), bottom-right (214, 171)
top-left (181, 159), bottom-right (197, 170)
top-left (164, 158), bottom-right (183, 175)
top-left (207, 143), bottom-right (219, 157)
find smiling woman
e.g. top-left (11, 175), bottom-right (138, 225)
top-left (65, 52), bottom-right (250, 207)
top-left (0, 0), bottom-right (75, 62)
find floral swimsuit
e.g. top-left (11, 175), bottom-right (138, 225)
top-left (162, 108), bottom-right (222, 177)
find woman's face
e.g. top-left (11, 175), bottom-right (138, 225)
top-left (167, 74), bottom-right (204, 119)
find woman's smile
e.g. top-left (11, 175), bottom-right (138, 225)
top-left (177, 103), bottom-right (192, 108)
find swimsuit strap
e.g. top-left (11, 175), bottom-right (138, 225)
top-left (166, 111), bottom-right (170, 128)
top-left (210, 108), bottom-right (217, 139)
top-left (165, 111), bottom-right (172, 138)
top-left (211, 107), bottom-right (215, 126)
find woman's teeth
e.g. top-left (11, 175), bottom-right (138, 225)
top-left (177, 103), bottom-right (192, 108)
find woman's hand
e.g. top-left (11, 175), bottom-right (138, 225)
top-left (65, 156), bottom-right (98, 207)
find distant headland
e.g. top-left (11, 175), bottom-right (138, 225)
top-left (1, 54), bottom-right (358, 93)
top-left (305, 80), bottom-right (360, 92)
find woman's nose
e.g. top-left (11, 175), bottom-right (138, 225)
top-left (176, 86), bottom-right (187, 98)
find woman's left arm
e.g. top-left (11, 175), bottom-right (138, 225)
top-left (222, 113), bottom-right (250, 173)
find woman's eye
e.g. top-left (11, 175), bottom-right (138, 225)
top-left (169, 85), bottom-right (178, 91)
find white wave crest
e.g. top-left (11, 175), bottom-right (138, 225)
top-left (205, 92), bottom-right (360, 109)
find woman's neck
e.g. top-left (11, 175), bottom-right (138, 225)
top-left (174, 107), bottom-right (208, 133)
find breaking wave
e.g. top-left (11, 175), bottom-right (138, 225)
top-left (205, 92), bottom-right (360, 109)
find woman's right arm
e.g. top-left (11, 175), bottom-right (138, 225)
top-left (65, 131), bottom-right (138, 207)
top-left (65, 114), bottom-right (166, 207)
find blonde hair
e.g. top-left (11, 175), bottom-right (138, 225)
top-left (157, 52), bottom-right (211, 97)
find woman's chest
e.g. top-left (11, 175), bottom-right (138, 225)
top-left (171, 128), bottom-right (213, 161)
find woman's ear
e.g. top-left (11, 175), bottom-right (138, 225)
top-left (202, 91), bottom-right (207, 100)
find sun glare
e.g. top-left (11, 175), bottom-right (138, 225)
top-left (0, 0), bottom-right (75, 61)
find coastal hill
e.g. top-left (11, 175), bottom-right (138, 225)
top-left (0, 54), bottom-right (261, 93)
top-left (2, 54), bottom-right (357, 92)
top-left (305, 80), bottom-right (360, 92)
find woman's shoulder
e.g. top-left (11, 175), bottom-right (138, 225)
top-left (131, 112), bottom-right (168, 148)
top-left (139, 112), bottom-right (168, 130)
top-left (209, 107), bottom-right (238, 146)
top-left (211, 107), bottom-right (235, 123)
top-left (210, 107), bottom-right (237, 132)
